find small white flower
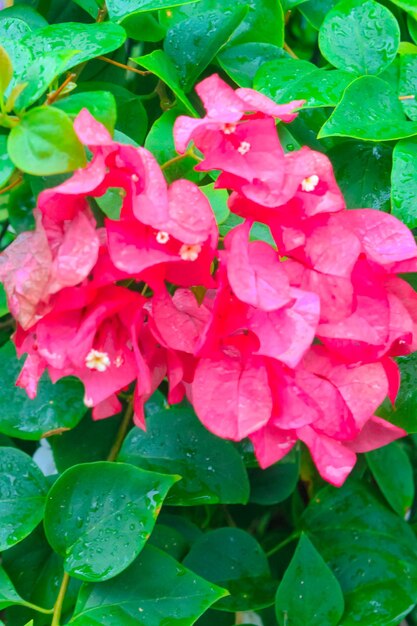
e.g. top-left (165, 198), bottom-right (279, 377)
top-left (85, 349), bottom-right (111, 372)
top-left (131, 174), bottom-right (139, 182)
top-left (84, 397), bottom-right (94, 408)
top-left (223, 122), bottom-right (237, 135)
top-left (179, 243), bottom-right (202, 262)
top-left (156, 231), bottom-right (170, 244)
top-left (301, 174), bottom-right (319, 192)
top-left (237, 141), bottom-right (251, 155)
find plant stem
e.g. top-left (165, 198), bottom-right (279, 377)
top-left (51, 572), bottom-right (70, 626)
top-left (22, 602), bottom-right (54, 615)
top-left (161, 150), bottom-right (200, 171)
top-left (265, 531), bottom-right (300, 557)
top-left (98, 56), bottom-right (151, 76)
top-left (107, 401), bottom-right (134, 462)
top-left (96, 0), bottom-right (108, 22)
top-left (0, 174), bottom-right (23, 195)
top-left (45, 73), bottom-right (76, 105)
top-left (283, 42), bottom-right (298, 59)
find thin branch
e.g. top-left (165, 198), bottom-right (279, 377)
top-left (51, 572), bottom-right (70, 626)
top-left (0, 174), bottom-right (23, 195)
top-left (283, 41), bottom-right (298, 59)
top-left (399, 95), bottom-right (416, 101)
top-left (107, 401), bottom-right (134, 462)
top-left (45, 73), bottom-right (76, 105)
top-left (97, 56), bottom-right (151, 76)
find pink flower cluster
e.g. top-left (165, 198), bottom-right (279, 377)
top-left (2, 74), bottom-right (417, 486)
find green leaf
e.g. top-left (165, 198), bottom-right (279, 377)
top-left (53, 91), bottom-right (117, 133)
top-left (377, 351), bottom-right (417, 431)
top-left (107, 0), bottom-right (199, 21)
top-left (319, 0), bottom-right (400, 75)
top-left (400, 55), bottom-right (417, 121)
top-left (164, 8), bottom-right (246, 92)
top-left (8, 106), bottom-right (86, 176)
top-left (72, 0), bottom-right (100, 18)
top-left (77, 82), bottom-right (148, 145)
top-left (249, 455), bottom-right (300, 505)
top-left (254, 59), bottom-right (352, 109)
top-left (302, 481), bottom-right (417, 625)
top-left (319, 76), bottom-right (417, 140)
top-left (21, 22), bottom-right (126, 72)
top-left (118, 393), bottom-right (249, 506)
top-left (132, 50), bottom-right (197, 115)
top-left (217, 43), bottom-right (287, 88)
top-left (121, 12), bottom-right (166, 42)
top-left (160, 0), bottom-right (285, 47)
top-left (0, 342), bottom-right (87, 440)
top-left (148, 523), bottom-right (189, 560)
top-left (0, 45), bottom-right (13, 98)
top-left (0, 566), bottom-right (26, 611)
top-left (44, 461), bottom-right (179, 582)
top-left (0, 447), bottom-right (48, 551)
top-left (50, 413), bottom-right (122, 473)
top-left (392, 138), bottom-right (417, 227)
top-left (299, 0), bottom-right (338, 29)
top-left (409, 16), bottom-right (417, 44)
top-left (366, 443), bottom-right (414, 517)
top-left (0, 284), bottom-right (9, 317)
top-left (0, 5), bottom-right (48, 30)
top-left (70, 544), bottom-right (227, 625)
top-left (0, 17), bottom-right (31, 41)
top-left (390, 0), bottom-right (417, 20)
top-left (145, 107), bottom-right (201, 183)
top-left (200, 183), bottom-right (230, 225)
top-left (14, 51), bottom-right (78, 111)
top-left (275, 534), bottom-right (344, 626)
top-left (183, 528), bottom-right (276, 611)
top-left (328, 141), bottom-right (392, 211)
top-left (0, 136), bottom-right (15, 189)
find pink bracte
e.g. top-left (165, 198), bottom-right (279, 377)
top-left (2, 74), bottom-right (416, 486)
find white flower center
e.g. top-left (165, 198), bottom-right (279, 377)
top-left (180, 243), bottom-right (202, 262)
top-left (131, 174), bottom-right (139, 182)
top-left (237, 141), bottom-right (251, 155)
top-left (84, 396), bottom-right (94, 408)
top-left (301, 175), bottom-right (319, 192)
top-left (85, 349), bottom-right (111, 372)
top-left (114, 355), bottom-right (124, 368)
top-left (223, 123), bottom-right (237, 135)
top-left (156, 231), bottom-right (170, 244)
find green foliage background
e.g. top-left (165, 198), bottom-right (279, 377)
top-left (2, 0), bottom-right (417, 624)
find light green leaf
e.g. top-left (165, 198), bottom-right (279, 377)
top-left (8, 106), bottom-right (86, 175)
top-left (0, 447), bottom-right (48, 551)
top-left (319, 76), bottom-right (417, 140)
top-left (275, 534), bottom-right (344, 626)
top-left (0, 5), bottom-right (47, 30)
top-left (319, 0), bottom-right (400, 75)
top-left (0, 136), bottom-right (15, 189)
top-left (119, 393), bottom-right (249, 506)
top-left (0, 45), bottom-right (13, 98)
top-left (390, 0), bottom-right (417, 21)
top-left (299, 0), bottom-right (338, 29)
top-left (44, 462), bottom-right (179, 582)
top-left (399, 55), bottom-right (417, 121)
top-left (107, 0), bottom-right (199, 21)
top-left (217, 42), bottom-right (287, 88)
top-left (254, 59), bottom-right (353, 108)
top-left (53, 91), bottom-right (117, 132)
top-left (200, 184), bottom-right (230, 225)
top-left (392, 138), bottom-right (417, 227)
top-left (70, 544), bottom-right (227, 625)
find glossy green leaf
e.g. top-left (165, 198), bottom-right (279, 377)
top-left (319, 76), bottom-right (417, 140)
top-left (8, 106), bottom-right (86, 175)
top-left (0, 341), bottom-right (87, 440)
top-left (132, 50), bottom-right (197, 115)
top-left (319, 0), bottom-right (400, 75)
top-left (377, 351), bottom-right (417, 431)
top-left (21, 22), bottom-right (126, 72)
top-left (0, 17), bottom-right (31, 41)
top-left (249, 455), bottom-right (300, 505)
top-left (107, 0), bottom-right (198, 21)
top-left (145, 107), bottom-right (201, 182)
top-left (302, 481), bottom-right (417, 625)
top-left (14, 51), bottom-right (78, 111)
top-left (299, 0), bottom-right (338, 29)
top-left (399, 55), bottom-right (417, 121)
top-left (148, 523), bottom-right (189, 560)
top-left (217, 43), bottom-right (287, 88)
top-left (53, 91), bottom-right (117, 132)
top-left (254, 59), bottom-right (352, 109)
top-left (70, 544), bottom-right (226, 625)
top-left (390, 0), bottom-right (417, 20)
top-left (0, 45), bottom-right (13, 98)
top-left (328, 141), bottom-right (392, 211)
top-left (366, 443), bottom-right (414, 517)
top-left (44, 461), bottom-right (178, 582)
top-left (121, 12), bottom-right (165, 42)
top-left (72, 0), bottom-right (100, 18)
top-left (160, 0), bottom-right (284, 47)
top-left (0, 136), bottom-right (15, 189)
top-left (275, 534), bottom-right (344, 626)
top-left (392, 138), bottom-right (417, 227)
top-left (118, 393), bottom-right (249, 506)
top-left (164, 8), bottom-right (245, 92)
top-left (78, 82), bottom-right (148, 145)
top-left (0, 447), bottom-right (48, 551)
top-left (183, 528), bottom-right (276, 611)
top-left (0, 285), bottom-right (9, 317)
top-left (0, 6), bottom-right (47, 30)
top-left (409, 15), bottom-right (417, 44)
top-left (0, 566), bottom-right (26, 611)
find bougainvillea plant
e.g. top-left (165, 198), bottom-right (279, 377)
top-left (3, 1), bottom-right (417, 625)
